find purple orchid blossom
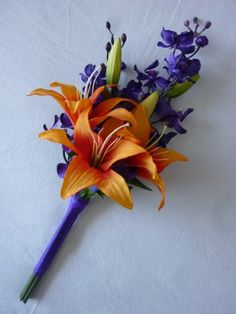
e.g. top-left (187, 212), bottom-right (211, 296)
top-left (165, 53), bottom-right (201, 83)
top-left (155, 98), bottom-right (194, 134)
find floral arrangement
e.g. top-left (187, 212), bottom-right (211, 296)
top-left (20, 17), bottom-right (211, 303)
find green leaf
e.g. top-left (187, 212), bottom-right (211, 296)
top-left (128, 177), bottom-right (152, 191)
top-left (67, 151), bottom-right (76, 159)
top-left (140, 91), bottom-right (159, 117)
top-left (79, 188), bottom-right (104, 199)
top-left (166, 74), bottom-right (200, 98)
top-left (106, 37), bottom-right (122, 84)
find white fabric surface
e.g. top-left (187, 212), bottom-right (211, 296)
top-left (1, 0), bottom-right (236, 313)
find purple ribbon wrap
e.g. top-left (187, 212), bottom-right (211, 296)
top-left (33, 195), bottom-right (89, 277)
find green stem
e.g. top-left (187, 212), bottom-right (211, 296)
top-left (20, 273), bottom-right (41, 303)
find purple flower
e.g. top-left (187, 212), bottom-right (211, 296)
top-left (134, 60), bottom-right (170, 92)
top-left (60, 113), bottom-right (73, 128)
top-left (122, 80), bottom-right (145, 102)
top-left (79, 64), bottom-right (106, 90)
top-left (166, 53), bottom-right (201, 82)
top-left (159, 132), bottom-right (177, 147)
top-left (43, 115), bottom-right (60, 130)
top-left (155, 98), bottom-right (193, 133)
top-left (158, 29), bottom-right (195, 54)
top-left (80, 64), bottom-right (96, 83)
top-left (57, 163), bottom-right (68, 178)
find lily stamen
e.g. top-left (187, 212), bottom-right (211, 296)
top-left (146, 125), bottom-right (167, 150)
top-left (91, 122), bottom-right (130, 167)
top-left (84, 65), bottom-right (102, 98)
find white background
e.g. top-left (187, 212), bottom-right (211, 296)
top-left (1, 1), bottom-right (236, 313)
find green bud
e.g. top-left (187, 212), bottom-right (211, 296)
top-left (140, 91), bottom-right (159, 117)
top-left (106, 37), bottom-right (121, 84)
top-left (166, 74), bottom-right (200, 98)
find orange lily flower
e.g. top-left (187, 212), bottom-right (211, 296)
top-left (29, 82), bottom-right (138, 128)
top-left (105, 105), bottom-right (188, 210)
top-left (38, 102), bottom-right (155, 209)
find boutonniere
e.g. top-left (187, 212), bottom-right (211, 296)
top-left (20, 17), bottom-right (211, 303)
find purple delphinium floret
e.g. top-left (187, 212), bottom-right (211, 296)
top-left (155, 98), bottom-right (194, 134)
top-left (158, 29), bottom-right (195, 54)
top-left (80, 63), bottom-right (106, 92)
top-left (57, 163), bottom-right (68, 178)
top-left (134, 61), bottom-right (170, 92)
top-left (165, 53), bottom-right (201, 83)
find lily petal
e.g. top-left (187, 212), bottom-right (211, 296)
top-left (90, 86), bottom-right (106, 104)
top-left (28, 88), bottom-right (76, 124)
top-left (39, 129), bottom-right (80, 155)
top-left (129, 105), bottom-right (150, 146)
top-left (101, 118), bottom-right (140, 144)
top-left (151, 147), bottom-right (188, 173)
top-left (92, 97), bottom-right (137, 117)
top-left (50, 82), bottom-right (80, 101)
top-left (126, 153), bottom-right (157, 180)
top-left (73, 100), bottom-right (94, 160)
top-left (97, 169), bottom-right (133, 209)
top-left (90, 84), bottom-right (117, 104)
top-left (101, 140), bottom-right (145, 171)
top-left (137, 168), bottom-right (166, 210)
top-left (61, 156), bottom-right (102, 199)
top-left (154, 174), bottom-right (166, 210)
top-left (90, 108), bottom-right (136, 129)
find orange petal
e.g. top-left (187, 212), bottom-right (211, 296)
top-left (28, 88), bottom-right (76, 124)
top-left (97, 169), bottom-right (133, 209)
top-left (50, 82), bottom-right (80, 101)
top-left (129, 105), bottom-right (150, 146)
top-left (126, 153), bottom-right (157, 180)
top-left (61, 156), bottom-right (102, 199)
top-left (39, 129), bottom-right (80, 155)
top-left (101, 140), bottom-right (145, 171)
top-left (90, 84), bottom-right (117, 104)
top-left (90, 86), bottom-right (106, 104)
top-left (66, 101), bottom-right (80, 114)
top-left (154, 174), bottom-right (166, 210)
top-left (92, 97), bottom-right (137, 117)
top-left (136, 168), bottom-right (166, 210)
top-left (99, 118), bottom-right (122, 138)
top-left (151, 147), bottom-right (188, 173)
top-left (90, 108), bottom-right (136, 129)
top-left (73, 101), bottom-right (94, 160)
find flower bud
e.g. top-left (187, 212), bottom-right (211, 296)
top-left (106, 21), bottom-right (111, 30)
top-left (105, 42), bottom-right (112, 52)
top-left (106, 37), bottom-right (122, 84)
top-left (196, 36), bottom-right (209, 48)
top-left (184, 20), bottom-right (190, 27)
top-left (140, 91), bottom-right (159, 117)
top-left (205, 21), bottom-right (211, 29)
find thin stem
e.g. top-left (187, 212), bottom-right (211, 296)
top-left (20, 274), bottom-right (41, 304)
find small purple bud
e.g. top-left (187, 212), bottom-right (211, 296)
top-left (196, 35), bottom-right (209, 47)
top-left (193, 16), bottom-right (198, 24)
top-left (105, 42), bottom-right (112, 52)
top-left (121, 61), bottom-right (126, 70)
top-left (205, 21), bottom-right (212, 29)
top-left (111, 35), bottom-right (114, 45)
top-left (106, 21), bottom-right (111, 30)
top-left (121, 33), bottom-right (127, 44)
top-left (184, 20), bottom-right (190, 27)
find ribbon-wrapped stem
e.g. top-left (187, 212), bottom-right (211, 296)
top-left (20, 195), bottom-right (89, 303)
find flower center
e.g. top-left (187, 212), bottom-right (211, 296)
top-left (90, 122), bottom-right (130, 168)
